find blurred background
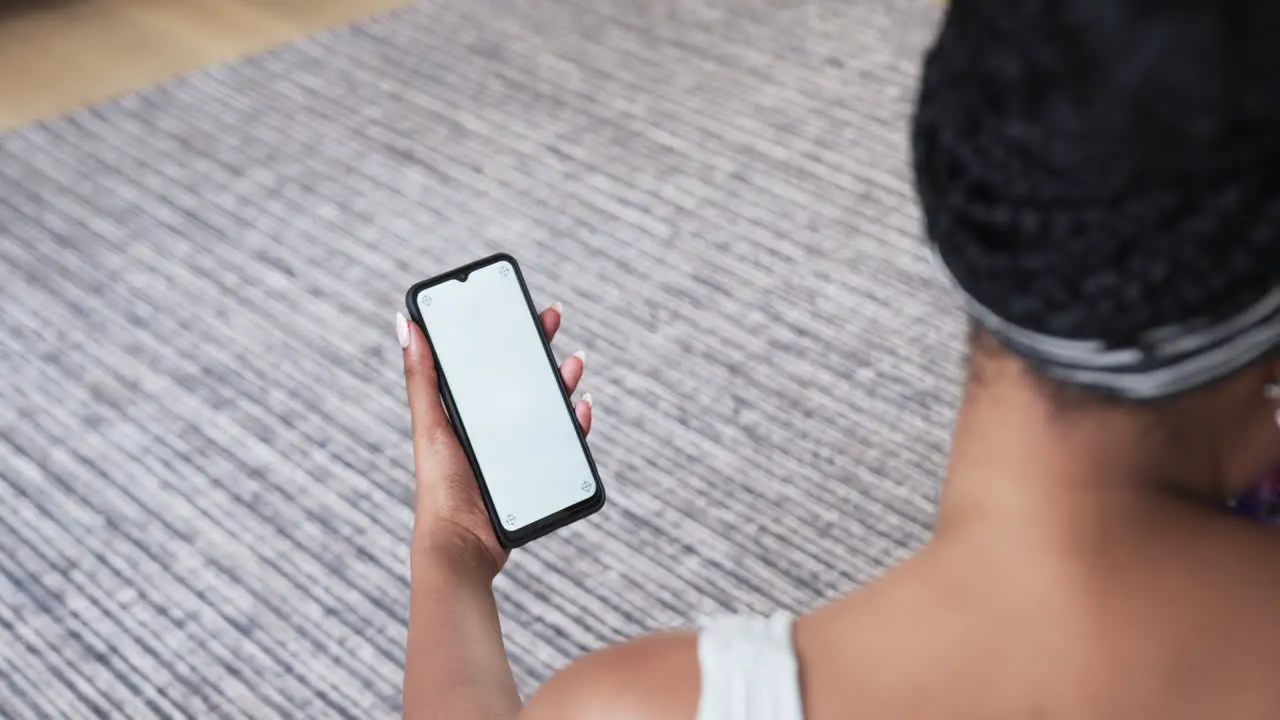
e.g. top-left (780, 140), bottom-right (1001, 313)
top-left (0, 0), bottom-right (409, 131)
top-left (0, 0), bottom-right (958, 717)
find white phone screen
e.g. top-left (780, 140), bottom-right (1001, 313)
top-left (416, 260), bottom-right (597, 532)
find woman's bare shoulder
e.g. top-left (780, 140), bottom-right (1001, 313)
top-left (522, 630), bottom-right (700, 720)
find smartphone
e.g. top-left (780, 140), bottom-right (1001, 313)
top-left (404, 253), bottom-right (605, 548)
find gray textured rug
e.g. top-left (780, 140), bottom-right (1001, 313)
top-left (0, 0), bottom-right (956, 716)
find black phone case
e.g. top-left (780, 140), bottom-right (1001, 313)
top-left (404, 252), bottom-right (606, 549)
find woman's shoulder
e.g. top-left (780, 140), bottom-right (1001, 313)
top-left (522, 630), bottom-right (701, 720)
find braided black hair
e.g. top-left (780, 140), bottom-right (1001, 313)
top-left (914, 0), bottom-right (1280, 349)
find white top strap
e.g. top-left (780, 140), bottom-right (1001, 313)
top-left (695, 613), bottom-right (804, 720)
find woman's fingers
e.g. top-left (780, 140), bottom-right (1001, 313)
top-left (541, 302), bottom-right (587, 396)
top-left (542, 304), bottom-right (591, 432)
top-left (576, 395), bottom-right (594, 435)
top-left (543, 304), bottom-right (592, 433)
top-left (560, 350), bottom-right (586, 395)
top-left (540, 302), bottom-right (563, 342)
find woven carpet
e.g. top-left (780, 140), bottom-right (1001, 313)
top-left (0, 0), bottom-right (956, 716)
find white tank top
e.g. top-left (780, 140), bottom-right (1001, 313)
top-left (696, 613), bottom-right (805, 720)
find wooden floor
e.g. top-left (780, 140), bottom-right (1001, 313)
top-left (0, 0), bottom-right (409, 132)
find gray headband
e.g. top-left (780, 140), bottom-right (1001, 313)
top-left (933, 248), bottom-right (1280, 400)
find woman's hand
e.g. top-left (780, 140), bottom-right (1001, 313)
top-left (397, 303), bottom-right (594, 577)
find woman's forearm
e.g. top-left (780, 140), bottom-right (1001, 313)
top-left (404, 529), bottom-right (521, 720)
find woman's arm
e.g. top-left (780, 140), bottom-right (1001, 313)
top-left (396, 306), bottom-right (591, 719)
top-left (404, 529), bottom-right (519, 719)
top-left (405, 533), bottom-right (701, 720)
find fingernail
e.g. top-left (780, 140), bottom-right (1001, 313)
top-left (572, 350), bottom-right (587, 366)
top-left (552, 301), bottom-right (564, 315)
top-left (583, 393), bottom-right (594, 408)
top-left (395, 311), bottom-right (410, 349)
